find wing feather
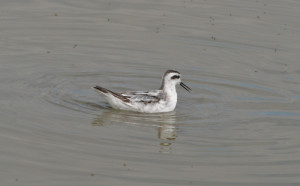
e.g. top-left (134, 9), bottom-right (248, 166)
top-left (121, 90), bottom-right (164, 103)
top-left (94, 86), bottom-right (130, 103)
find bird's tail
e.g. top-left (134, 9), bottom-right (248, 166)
top-left (93, 86), bottom-right (130, 103)
top-left (93, 86), bottom-right (110, 95)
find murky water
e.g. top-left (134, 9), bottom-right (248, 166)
top-left (1, 0), bottom-right (300, 185)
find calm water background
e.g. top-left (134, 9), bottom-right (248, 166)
top-left (1, 0), bottom-right (300, 185)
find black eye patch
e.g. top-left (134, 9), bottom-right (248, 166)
top-left (171, 75), bottom-right (180, 79)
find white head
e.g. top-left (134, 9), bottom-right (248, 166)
top-left (160, 70), bottom-right (191, 92)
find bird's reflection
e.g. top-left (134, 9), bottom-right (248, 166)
top-left (92, 109), bottom-right (177, 147)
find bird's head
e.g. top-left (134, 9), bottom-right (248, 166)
top-left (161, 70), bottom-right (191, 92)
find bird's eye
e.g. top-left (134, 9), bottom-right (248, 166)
top-left (171, 75), bottom-right (180, 79)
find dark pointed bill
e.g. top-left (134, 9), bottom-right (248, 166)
top-left (180, 82), bottom-right (191, 92)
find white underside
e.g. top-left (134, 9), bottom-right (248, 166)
top-left (97, 92), bottom-right (177, 113)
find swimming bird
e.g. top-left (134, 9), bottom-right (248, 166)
top-left (93, 70), bottom-right (191, 113)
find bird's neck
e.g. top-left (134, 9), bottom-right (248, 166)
top-left (162, 83), bottom-right (178, 111)
top-left (162, 83), bottom-right (177, 99)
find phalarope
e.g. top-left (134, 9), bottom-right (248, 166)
top-left (93, 70), bottom-right (191, 113)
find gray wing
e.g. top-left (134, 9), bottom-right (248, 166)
top-left (121, 90), bottom-right (165, 103)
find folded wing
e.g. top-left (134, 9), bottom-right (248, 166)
top-left (121, 90), bottom-right (164, 104)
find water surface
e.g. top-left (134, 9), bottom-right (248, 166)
top-left (1, 0), bottom-right (300, 185)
